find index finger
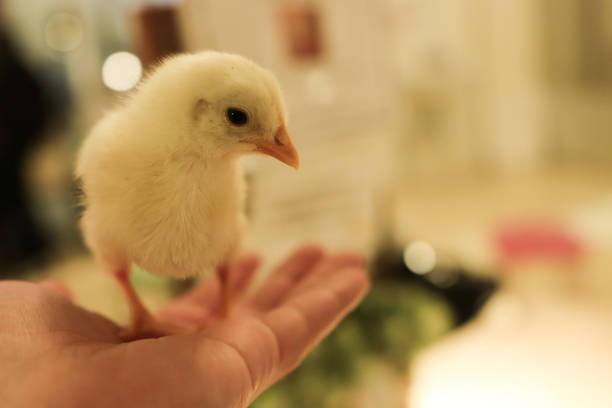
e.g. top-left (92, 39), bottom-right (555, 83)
top-left (262, 266), bottom-right (370, 378)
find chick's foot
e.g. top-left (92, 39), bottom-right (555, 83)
top-left (113, 266), bottom-right (183, 341)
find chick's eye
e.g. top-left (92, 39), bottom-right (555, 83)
top-left (226, 108), bottom-right (248, 126)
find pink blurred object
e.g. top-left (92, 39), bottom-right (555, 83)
top-left (495, 220), bottom-right (583, 264)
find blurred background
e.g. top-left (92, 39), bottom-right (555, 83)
top-left (2, 0), bottom-right (612, 406)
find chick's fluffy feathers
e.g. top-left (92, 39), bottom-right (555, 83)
top-left (77, 51), bottom-right (284, 278)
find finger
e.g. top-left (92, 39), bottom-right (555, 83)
top-left (157, 253), bottom-right (260, 326)
top-left (262, 267), bottom-right (369, 378)
top-left (229, 253), bottom-right (261, 296)
top-left (38, 279), bottom-right (73, 300)
top-left (247, 244), bottom-right (325, 311)
top-left (184, 253), bottom-right (260, 308)
top-left (289, 250), bottom-right (365, 297)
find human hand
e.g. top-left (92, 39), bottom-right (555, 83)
top-left (0, 245), bottom-right (369, 408)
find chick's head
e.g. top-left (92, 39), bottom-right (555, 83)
top-left (135, 51), bottom-right (298, 169)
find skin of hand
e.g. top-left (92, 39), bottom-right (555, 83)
top-left (0, 244), bottom-right (369, 408)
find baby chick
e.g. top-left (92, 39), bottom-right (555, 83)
top-left (76, 51), bottom-right (299, 340)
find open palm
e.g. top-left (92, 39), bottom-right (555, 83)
top-left (0, 245), bottom-right (369, 408)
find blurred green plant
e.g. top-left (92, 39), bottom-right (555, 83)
top-left (252, 281), bottom-right (453, 408)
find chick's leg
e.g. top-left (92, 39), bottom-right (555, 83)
top-left (217, 264), bottom-right (231, 318)
top-left (113, 266), bottom-right (179, 341)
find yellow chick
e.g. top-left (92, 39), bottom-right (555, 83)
top-left (76, 51), bottom-right (299, 340)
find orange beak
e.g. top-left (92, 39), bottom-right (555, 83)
top-left (253, 121), bottom-right (299, 169)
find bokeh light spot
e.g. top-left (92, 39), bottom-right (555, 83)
top-left (102, 52), bottom-right (143, 92)
top-left (403, 240), bottom-right (437, 274)
top-left (44, 12), bottom-right (84, 53)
